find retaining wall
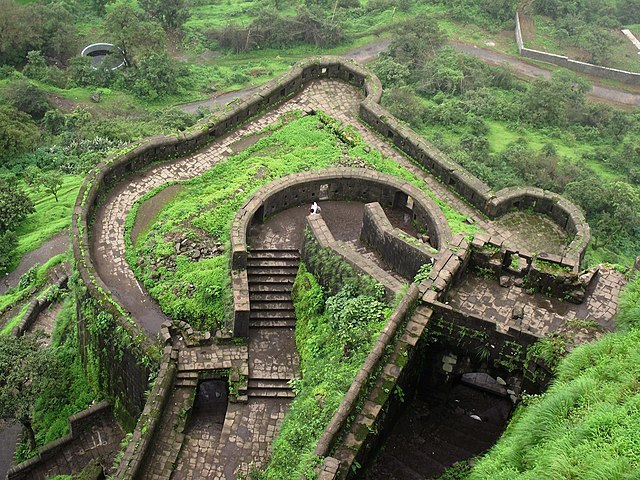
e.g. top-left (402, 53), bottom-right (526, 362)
top-left (7, 402), bottom-right (123, 480)
top-left (11, 275), bottom-right (68, 337)
top-left (515, 12), bottom-right (640, 85)
top-left (361, 202), bottom-right (437, 280)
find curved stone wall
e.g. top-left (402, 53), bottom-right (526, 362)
top-left (230, 167), bottom-right (451, 268)
top-left (229, 167), bottom-right (451, 336)
top-left (72, 54), bottom-right (590, 424)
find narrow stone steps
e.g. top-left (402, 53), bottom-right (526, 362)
top-left (247, 249), bottom-right (299, 330)
top-left (247, 258), bottom-right (299, 268)
top-left (248, 249), bottom-right (300, 259)
top-left (248, 274), bottom-right (296, 285)
top-left (248, 283), bottom-right (293, 293)
top-left (248, 378), bottom-right (293, 389)
top-left (247, 266), bottom-right (299, 276)
top-left (248, 389), bottom-right (296, 398)
top-left (250, 301), bottom-right (294, 310)
top-left (249, 292), bottom-right (292, 302)
top-left (249, 319), bottom-right (296, 328)
top-left (250, 310), bottom-right (295, 319)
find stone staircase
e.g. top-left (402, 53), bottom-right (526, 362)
top-left (247, 378), bottom-right (296, 398)
top-left (247, 249), bottom-right (299, 329)
top-left (247, 248), bottom-right (300, 399)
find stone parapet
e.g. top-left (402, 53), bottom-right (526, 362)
top-left (361, 202), bottom-right (438, 280)
top-left (7, 402), bottom-right (123, 480)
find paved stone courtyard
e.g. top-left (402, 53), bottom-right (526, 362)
top-left (448, 267), bottom-right (626, 338)
top-left (86, 78), bottom-right (627, 478)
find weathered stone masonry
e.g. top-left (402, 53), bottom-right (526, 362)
top-left (70, 56), bottom-right (592, 477)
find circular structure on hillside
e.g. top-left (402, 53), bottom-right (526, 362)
top-left (81, 43), bottom-right (126, 70)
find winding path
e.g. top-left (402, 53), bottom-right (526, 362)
top-left (93, 78), bottom-right (566, 336)
top-left (88, 70), bottom-right (605, 476)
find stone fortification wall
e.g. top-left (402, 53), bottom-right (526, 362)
top-left (470, 232), bottom-right (595, 302)
top-left (320, 233), bottom-right (549, 479)
top-left (7, 402), bottom-right (123, 480)
top-left (231, 168), bottom-right (451, 334)
top-left (515, 12), bottom-right (640, 85)
top-left (361, 202), bottom-right (438, 280)
top-left (231, 168), bottom-right (451, 271)
top-left (114, 341), bottom-right (177, 479)
top-left (72, 55), bottom-right (592, 473)
top-left (73, 57), bottom-right (377, 419)
top-left (303, 214), bottom-right (404, 299)
top-left (358, 95), bottom-right (589, 268)
top-left (11, 275), bottom-right (68, 336)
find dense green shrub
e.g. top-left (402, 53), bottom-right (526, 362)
top-left (262, 264), bottom-right (390, 479)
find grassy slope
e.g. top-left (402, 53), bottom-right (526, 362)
top-left (470, 324), bottom-right (640, 478)
top-left (8, 176), bottom-right (81, 272)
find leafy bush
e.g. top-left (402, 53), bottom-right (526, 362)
top-left (0, 106), bottom-right (40, 156)
top-left (262, 265), bottom-right (390, 479)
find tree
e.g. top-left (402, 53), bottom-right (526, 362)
top-left (0, 106), bottom-right (40, 157)
top-left (139, 0), bottom-right (190, 30)
top-left (0, 175), bottom-right (35, 233)
top-left (0, 333), bottom-right (63, 450)
top-left (386, 17), bottom-right (447, 74)
top-left (0, 0), bottom-right (41, 65)
top-left (128, 51), bottom-right (185, 99)
top-left (105, 0), bottom-right (166, 66)
top-left (7, 81), bottom-right (51, 120)
top-left (38, 170), bottom-right (64, 202)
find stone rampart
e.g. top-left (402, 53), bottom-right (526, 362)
top-left (231, 168), bottom-right (451, 334)
top-left (11, 275), bottom-right (68, 337)
top-left (71, 55), bottom-right (592, 470)
top-left (72, 57), bottom-right (378, 419)
top-left (361, 202), bottom-right (437, 280)
top-left (303, 214), bottom-right (404, 299)
top-left (515, 12), bottom-right (640, 85)
top-left (114, 342), bottom-right (177, 479)
top-left (7, 402), bottom-right (123, 480)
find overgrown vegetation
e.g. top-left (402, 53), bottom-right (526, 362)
top-left (375, 21), bottom-right (640, 266)
top-left (468, 271), bottom-right (640, 479)
top-left (260, 263), bottom-right (390, 479)
top-left (522, 0), bottom-right (640, 70)
top-left (1, 295), bottom-right (96, 463)
top-left (127, 112), bottom-right (471, 330)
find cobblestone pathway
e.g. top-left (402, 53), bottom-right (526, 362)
top-left (92, 78), bottom-right (567, 335)
top-left (447, 267), bottom-right (626, 338)
top-left (90, 78), bottom-right (599, 478)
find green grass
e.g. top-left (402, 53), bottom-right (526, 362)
top-left (8, 175), bottom-right (81, 273)
top-left (263, 264), bottom-right (391, 479)
top-left (470, 326), bottom-right (640, 479)
top-left (524, 14), bottom-right (640, 73)
top-left (126, 111), bottom-right (474, 329)
top-left (0, 253), bottom-right (66, 335)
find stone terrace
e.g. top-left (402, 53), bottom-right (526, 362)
top-left (89, 77), bottom-right (609, 479)
top-left (447, 267), bottom-right (626, 338)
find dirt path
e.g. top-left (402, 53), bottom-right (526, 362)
top-left (451, 41), bottom-right (640, 107)
top-left (0, 231), bottom-right (69, 296)
top-left (180, 39), bottom-right (393, 114)
top-left (181, 39), bottom-right (640, 115)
